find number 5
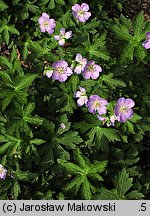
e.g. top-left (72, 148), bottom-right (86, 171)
top-left (141, 203), bottom-right (146, 211)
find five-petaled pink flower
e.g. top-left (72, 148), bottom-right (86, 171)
top-left (54, 28), bottom-right (72, 46)
top-left (72, 3), bottom-right (91, 23)
top-left (74, 86), bottom-right (88, 106)
top-left (83, 60), bottom-right (102, 79)
top-left (52, 60), bottom-right (73, 82)
top-left (114, 97), bottom-right (135, 123)
top-left (38, 12), bottom-right (56, 34)
top-left (0, 164), bottom-right (7, 180)
top-left (142, 32), bottom-right (150, 49)
top-left (87, 95), bottom-right (108, 115)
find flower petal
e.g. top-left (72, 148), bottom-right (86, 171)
top-left (81, 3), bottom-right (89, 11)
top-left (72, 4), bottom-right (81, 12)
top-left (60, 28), bottom-right (65, 35)
top-left (74, 91), bottom-right (82, 98)
top-left (124, 109), bottom-right (133, 119)
top-left (38, 17), bottom-right (44, 24)
top-left (91, 71), bottom-right (99, 79)
top-left (42, 12), bottom-right (49, 19)
top-left (125, 98), bottom-right (135, 108)
top-left (84, 12), bottom-right (91, 20)
top-left (65, 67), bottom-right (73, 76)
top-left (49, 19), bottom-right (56, 28)
top-left (54, 35), bottom-right (61, 40)
top-left (146, 32), bottom-right (150, 39)
top-left (65, 31), bottom-right (72, 39)
top-left (40, 25), bottom-right (46, 32)
top-left (59, 39), bottom-right (65, 46)
top-left (46, 27), bottom-right (54, 34)
top-left (119, 113), bottom-right (127, 123)
top-left (74, 65), bottom-right (82, 74)
top-left (75, 53), bottom-right (82, 62)
top-left (77, 97), bottom-right (85, 106)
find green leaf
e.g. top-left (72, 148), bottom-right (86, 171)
top-left (58, 159), bottom-right (84, 174)
top-left (102, 128), bottom-right (120, 142)
top-left (0, 142), bottom-right (11, 154)
top-left (29, 41), bottom-right (49, 55)
top-left (133, 11), bottom-right (144, 38)
top-left (119, 43), bottom-right (135, 64)
top-left (114, 168), bottom-right (133, 198)
top-left (15, 74), bottom-right (37, 91)
top-left (130, 113), bottom-right (142, 123)
top-left (0, 0), bottom-right (8, 11)
top-left (64, 175), bottom-right (84, 193)
top-left (22, 42), bottom-right (29, 60)
top-left (69, 75), bottom-right (79, 92)
top-left (94, 188), bottom-right (120, 200)
top-left (49, 0), bottom-right (55, 9)
top-left (112, 25), bottom-right (132, 41)
top-left (16, 171), bottom-right (38, 181)
top-left (8, 26), bottom-right (20, 35)
top-left (3, 28), bottom-right (10, 45)
top-left (102, 73), bottom-right (126, 89)
top-left (27, 4), bottom-right (39, 13)
top-left (89, 33), bottom-right (109, 60)
top-left (88, 173), bottom-right (104, 181)
top-left (12, 181), bottom-right (21, 199)
top-left (135, 44), bottom-right (147, 61)
top-left (73, 148), bottom-right (86, 169)
top-left (81, 177), bottom-right (92, 199)
top-left (62, 10), bottom-right (75, 28)
top-left (125, 121), bottom-right (135, 134)
top-left (2, 91), bottom-right (14, 111)
top-left (0, 71), bottom-right (14, 87)
top-left (120, 14), bottom-right (132, 31)
top-left (27, 116), bottom-right (43, 125)
top-left (86, 127), bottom-right (120, 146)
top-left (31, 138), bottom-right (46, 145)
top-left (23, 103), bottom-right (35, 116)
top-left (0, 56), bottom-right (12, 69)
top-left (88, 161), bottom-right (108, 174)
top-left (56, 131), bottom-right (83, 149)
top-left (126, 190), bottom-right (145, 200)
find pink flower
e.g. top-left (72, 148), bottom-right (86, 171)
top-left (0, 164), bottom-right (7, 180)
top-left (38, 12), bottom-right (56, 34)
top-left (87, 95), bottom-right (108, 115)
top-left (59, 123), bottom-right (66, 129)
top-left (54, 28), bottom-right (72, 46)
top-left (52, 60), bottom-right (73, 82)
top-left (83, 60), bottom-right (102, 79)
top-left (98, 115), bottom-right (108, 125)
top-left (45, 70), bottom-right (53, 78)
top-left (72, 3), bottom-right (91, 23)
top-left (74, 86), bottom-right (88, 106)
top-left (114, 97), bottom-right (135, 123)
top-left (73, 54), bottom-right (87, 74)
top-left (142, 32), bottom-right (150, 49)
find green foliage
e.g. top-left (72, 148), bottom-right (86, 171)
top-left (112, 11), bottom-right (150, 64)
top-left (58, 149), bottom-right (107, 199)
top-left (95, 169), bottom-right (144, 199)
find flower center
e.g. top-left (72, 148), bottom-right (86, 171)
top-left (43, 21), bottom-right (49, 27)
top-left (0, 168), bottom-right (4, 174)
top-left (88, 65), bottom-right (94, 72)
top-left (80, 92), bottom-right (86, 97)
top-left (57, 67), bottom-right (64, 74)
top-left (93, 101), bottom-right (100, 108)
top-left (77, 10), bottom-right (85, 17)
top-left (120, 106), bottom-right (128, 113)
